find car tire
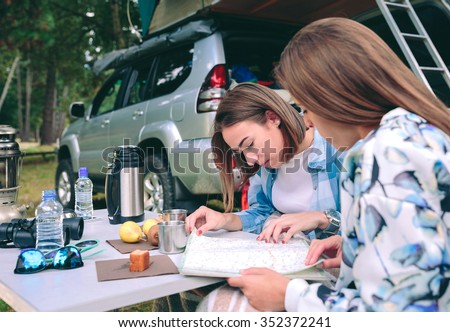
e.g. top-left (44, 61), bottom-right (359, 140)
top-left (55, 159), bottom-right (75, 209)
top-left (143, 153), bottom-right (175, 213)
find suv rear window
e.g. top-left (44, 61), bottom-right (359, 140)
top-left (224, 37), bottom-right (289, 88)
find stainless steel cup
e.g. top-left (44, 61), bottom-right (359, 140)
top-left (162, 209), bottom-right (187, 221)
top-left (158, 220), bottom-right (188, 254)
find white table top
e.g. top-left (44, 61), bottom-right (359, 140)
top-left (0, 209), bottom-right (253, 312)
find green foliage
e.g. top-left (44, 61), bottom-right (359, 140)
top-left (17, 152), bottom-right (57, 211)
top-left (0, 93), bottom-right (17, 125)
top-left (0, 300), bottom-right (13, 312)
top-left (0, 0), bottom-right (141, 133)
top-left (0, 1), bottom-right (154, 311)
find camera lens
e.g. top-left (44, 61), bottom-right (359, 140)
top-left (0, 222), bottom-right (15, 244)
top-left (12, 228), bottom-right (36, 248)
top-left (63, 217), bottom-right (84, 240)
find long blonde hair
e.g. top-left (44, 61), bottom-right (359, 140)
top-left (276, 17), bottom-right (450, 135)
top-left (212, 82), bottom-right (306, 212)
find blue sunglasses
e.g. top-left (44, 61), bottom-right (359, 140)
top-left (14, 239), bottom-right (102, 274)
top-left (14, 246), bottom-right (84, 274)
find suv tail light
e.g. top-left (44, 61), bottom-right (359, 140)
top-left (197, 65), bottom-right (227, 113)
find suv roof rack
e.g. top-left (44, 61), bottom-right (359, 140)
top-left (93, 19), bottom-right (217, 75)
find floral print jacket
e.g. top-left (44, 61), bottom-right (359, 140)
top-left (285, 108), bottom-right (450, 311)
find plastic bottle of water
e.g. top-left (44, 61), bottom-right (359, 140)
top-left (35, 189), bottom-right (64, 254)
top-left (75, 167), bottom-right (93, 220)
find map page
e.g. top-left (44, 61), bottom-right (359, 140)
top-left (179, 231), bottom-right (331, 280)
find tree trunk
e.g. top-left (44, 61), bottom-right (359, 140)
top-left (0, 56), bottom-right (20, 112)
top-left (22, 57), bottom-right (32, 142)
top-left (111, 0), bottom-right (126, 49)
top-left (41, 61), bottom-right (56, 145)
top-left (16, 60), bottom-right (24, 136)
top-left (53, 85), bottom-right (69, 141)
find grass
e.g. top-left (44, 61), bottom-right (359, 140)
top-left (18, 157), bottom-right (58, 215)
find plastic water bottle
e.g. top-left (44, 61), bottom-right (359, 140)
top-left (75, 167), bottom-right (93, 220)
top-left (35, 190), bottom-right (64, 254)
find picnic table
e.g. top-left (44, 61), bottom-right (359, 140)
top-left (0, 209), bottom-right (226, 312)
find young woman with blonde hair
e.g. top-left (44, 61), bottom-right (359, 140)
top-left (226, 17), bottom-right (450, 312)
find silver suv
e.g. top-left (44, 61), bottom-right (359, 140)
top-left (56, 1), bottom-right (449, 213)
top-left (55, 16), bottom-right (296, 212)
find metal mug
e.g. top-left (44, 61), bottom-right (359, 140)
top-left (158, 220), bottom-right (188, 254)
top-left (162, 209), bottom-right (187, 222)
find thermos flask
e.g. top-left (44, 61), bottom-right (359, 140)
top-left (105, 145), bottom-right (144, 224)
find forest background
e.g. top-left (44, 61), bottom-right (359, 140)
top-left (0, 0), bottom-right (143, 142)
top-left (0, 1), bottom-right (175, 312)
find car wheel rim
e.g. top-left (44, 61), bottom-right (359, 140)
top-left (57, 171), bottom-right (72, 206)
top-left (143, 172), bottom-right (164, 213)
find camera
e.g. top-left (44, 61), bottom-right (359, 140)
top-left (0, 217), bottom-right (84, 249)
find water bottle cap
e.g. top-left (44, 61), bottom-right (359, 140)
top-left (42, 189), bottom-right (56, 199)
top-left (79, 167), bottom-right (88, 177)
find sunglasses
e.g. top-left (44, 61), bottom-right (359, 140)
top-left (14, 239), bottom-right (101, 274)
top-left (14, 246), bottom-right (83, 274)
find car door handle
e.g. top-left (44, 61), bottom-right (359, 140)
top-left (101, 119), bottom-right (110, 128)
top-left (132, 110), bottom-right (144, 119)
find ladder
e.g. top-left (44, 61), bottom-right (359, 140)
top-left (376, 0), bottom-right (450, 95)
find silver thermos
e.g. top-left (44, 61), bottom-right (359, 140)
top-left (105, 145), bottom-right (144, 224)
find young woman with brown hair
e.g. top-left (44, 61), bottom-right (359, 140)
top-left (182, 82), bottom-right (343, 312)
top-left (186, 82), bottom-right (343, 241)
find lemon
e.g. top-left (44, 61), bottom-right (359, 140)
top-left (119, 221), bottom-right (142, 243)
top-left (142, 217), bottom-right (161, 235)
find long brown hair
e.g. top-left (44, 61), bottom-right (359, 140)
top-left (212, 82), bottom-right (306, 212)
top-left (275, 17), bottom-right (450, 135)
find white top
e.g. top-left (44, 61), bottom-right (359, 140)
top-left (271, 150), bottom-right (313, 213)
